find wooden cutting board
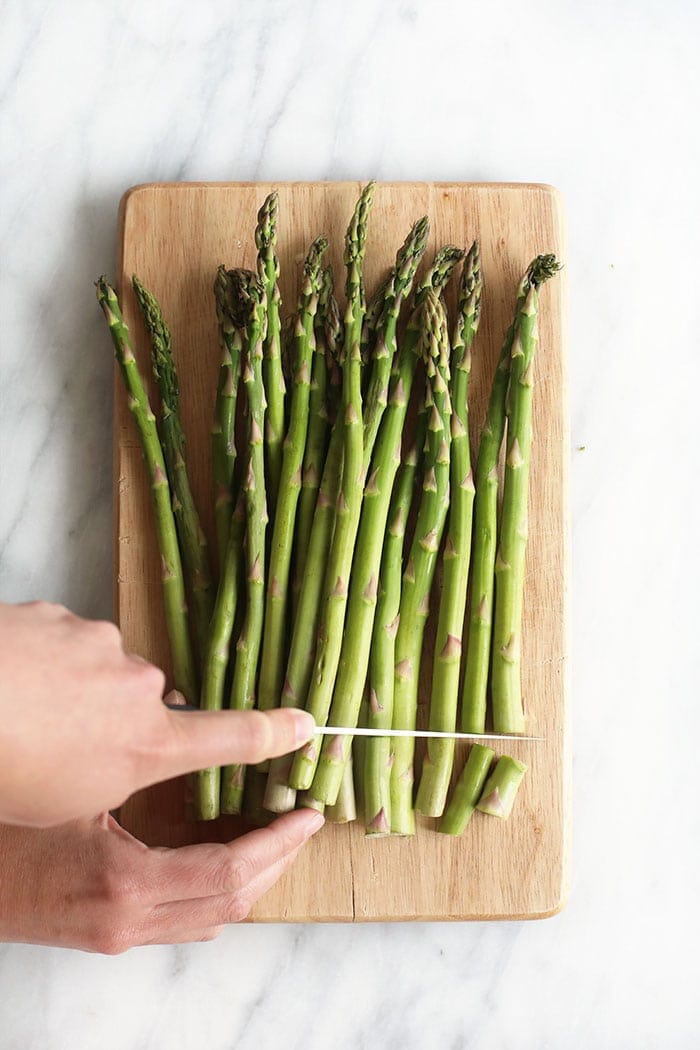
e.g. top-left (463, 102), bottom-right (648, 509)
top-left (114, 181), bottom-right (570, 921)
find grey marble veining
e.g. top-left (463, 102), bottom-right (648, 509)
top-left (1, 1), bottom-right (699, 1047)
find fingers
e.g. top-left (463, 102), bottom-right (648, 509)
top-left (148, 808), bottom-right (324, 904)
top-left (141, 925), bottom-right (224, 947)
top-left (145, 707), bottom-right (316, 787)
top-left (147, 845), bottom-right (304, 934)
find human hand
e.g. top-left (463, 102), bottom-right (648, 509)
top-left (0, 808), bottom-right (324, 952)
top-left (0, 601), bottom-right (314, 827)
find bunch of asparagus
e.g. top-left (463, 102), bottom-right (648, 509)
top-left (97, 183), bottom-right (559, 836)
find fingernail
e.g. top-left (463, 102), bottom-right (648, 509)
top-left (304, 810), bottom-right (325, 834)
top-left (292, 710), bottom-right (316, 745)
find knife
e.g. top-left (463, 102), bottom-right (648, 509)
top-left (163, 703), bottom-right (541, 741)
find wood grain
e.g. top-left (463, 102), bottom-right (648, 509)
top-left (115, 182), bottom-right (570, 921)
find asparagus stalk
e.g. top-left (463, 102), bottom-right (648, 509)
top-left (258, 237), bottom-right (328, 716)
top-left (221, 271), bottom-right (268, 814)
top-left (459, 277), bottom-right (528, 733)
top-left (476, 755), bottom-right (527, 818)
top-left (131, 276), bottom-right (214, 661)
top-left (96, 278), bottom-right (198, 704)
top-left (195, 491), bottom-right (245, 820)
top-left (325, 758), bottom-right (357, 823)
top-left (389, 292), bottom-right (452, 835)
top-left (491, 257), bottom-right (560, 734)
top-left (416, 243), bottom-right (482, 817)
top-left (364, 428), bottom-right (422, 834)
top-left (212, 266), bottom-right (243, 568)
top-left (263, 423), bottom-right (343, 812)
top-left (306, 246), bottom-right (435, 808)
top-left (261, 270), bottom-right (341, 812)
top-left (288, 182), bottom-right (375, 791)
top-left (293, 266), bottom-right (341, 600)
top-left (438, 744), bottom-right (495, 835)
top-left (256, 192), bottom-right (286, 517)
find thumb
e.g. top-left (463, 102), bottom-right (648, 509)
top-left (148, 707), bottom-right (316, 786)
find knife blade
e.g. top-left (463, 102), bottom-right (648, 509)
top-left (313, 726), bottom-right (542, 742)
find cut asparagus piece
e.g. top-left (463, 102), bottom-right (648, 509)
top-left (416, 243), bottom-right (482, 817)
top-left (131, 276), bottom-right (214, 662)
top-left (491, 256), bottom-right (560, 734)
top-left (438, 744), bottom-right (494, 835)
top-left (256, 192), bottom-right (286, 518)
top-left (212, 266), bottom-right (243, 569)
top-left (96, 278), bottom-right (197, 705)
top-left (476, 755), bottom-right (527, 819)
top-left (289, 181), bottom-right (375, 791)
top-left (221, 271), bottom-right (268, 814)
top-left (389, 291), bottom-right (452, 836)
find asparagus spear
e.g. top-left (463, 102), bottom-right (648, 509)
top-left (256, 192), bottom-right (286, 517)
top-left (131, 276), bottom-right (214, 661)
top-left (221, 271), bottom-right (268, 814)
top-left (476, 755), bottom-right (527, 818)
top-left (262, 267), bottom-right (340, 815)
top-left (364, 427), bottom-right (422, 834)
top-left (306, 255), bottom-right (435, 808)
top-left (389, 292), bottom-right (452, 835)
top-left (96, 278), bottom-right (197, 704)
top-left (438, 744), bottom-right (494, 835)
top-left (262, 422), bottom-right (343, 812)
top-left (258, 237), bottom-right (328, 717)
top-left (416, 243), bottom-right (482, 817)
top-left (212, 266), bottom-right (243, 568)
top-left (292, 266), bottom-right (341, 599)
top-left (491, 257), bottom-right (560, 734)
top-left (288, 181), bottom-right (375, 791)
top-left (195, 491), bottom-right (245, 820)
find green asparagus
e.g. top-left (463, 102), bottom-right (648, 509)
top-left (96, 277), bottom-right (198, 704)
top-left (132, 276), bottom-right (214, 661)
top-left (256, 192), bottom-right (286, 516)
top-left (439, 744), bottom-right (495, 835)
top-left (491, 256), bottom-right (560, 733)
top-left (289, 182), bottom-right (375, 792)
top-left (390, 291), bottom-right (452, 835)
top-left (221, 271), bottom-right (268, 814)
top-left (476, 755), bottom-right (527, 818)
top-left (364, 426), bottom-right (422, 834)
top-left (195, 491), bottom-right (245, 820)
top-left (212, 266), bottom-right (243, 568)
top-left (258, 238), bottom-right (328, 717)
top-left (293, 265), bottom-right (340, 600)
top-left (416, 243), bottom-right (482, 816)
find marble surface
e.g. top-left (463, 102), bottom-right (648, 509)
top-left (1, 1), bottom-right (699, 1046)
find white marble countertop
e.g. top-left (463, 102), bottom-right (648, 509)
top-left (1, 1), bottom-right (698, 1046)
